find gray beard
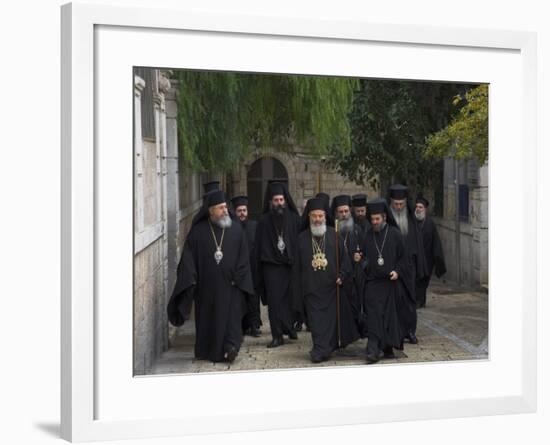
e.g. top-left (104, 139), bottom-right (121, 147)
top-left (391, 207), bottom-right (409, 236)
top-left (415, 210), bottom-right (426, 221)
top-left (310, 223), bottom-right (327, 237)
top-left (213, 215), bottom-right (232, 229)
top-left (338, 216), bottom-right (354, 234)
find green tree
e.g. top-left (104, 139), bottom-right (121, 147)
top-left (424, 84), bottom-right (489, 165)
top-left (333, 79), bottom-right (472, 192)
top-left (175, 70), bottom-right (359, 173)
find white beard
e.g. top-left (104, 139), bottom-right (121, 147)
top-left (338, 216), bottom-right (354, 234)
top-left (415, 210), bottom-right (426, 221)
top-left (391, 207), bottom-right (409, 236)
top-left (213, 215), bottom-right (232, 229)
top-left (310, 222), bottom-right (327, 237)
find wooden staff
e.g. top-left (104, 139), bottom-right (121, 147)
top-left (335, 219), bottom-right (342, 348)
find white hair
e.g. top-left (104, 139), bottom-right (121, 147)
top-left (415, 209), bottom-right (426, 221)
top-left (391, 206), bottom-right (409, 236)
top-left (338, 215), bottom-right (354, 233)
top-left (310, 222), bottom-right (327, 237)
top-left (213, 214), bottom-right (232, 229)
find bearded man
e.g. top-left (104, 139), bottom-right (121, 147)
top-left (352, 193), bottom-right (370, 237)
top-left (167, 190), bottom-right (254, 363)
top-left (292, 198), bottom-right (359, 363)
top-left (414, 197), bottom-right (447, 308)
top-left (360, 198), bottom-right (410, 364)
top-left (231, 195), bottom-right (261, 336)
top-left (330, 194), bottom-right (368, 338)
top-left (254, 181), bottom-right (301, 348)
top-left (389, 184), bottom-right (429, 344)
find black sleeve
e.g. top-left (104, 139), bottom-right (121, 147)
top-left (253, 219), bottom-right (266, 303)
top-left (167, 235), bottom-right (197, 327)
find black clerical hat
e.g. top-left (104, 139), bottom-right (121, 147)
top-left (367, 198), bottom-right (388, 215)
top-left (307, 198), bottom-right (326, 212)
top-left (205, 190), bottom-right (226, 208)
top-left (203, 181), bottom-right (220, 193)
top-left (267, 181), bottom-right (285, 198)
top-left (352, 193), bottom-right (367, 207)
top-left (332, 194), bottom-right (351, 209)
top-left (416, 196), bottom-right (429, 207)
top-left (231, 195), bottom-right (248, 208)
top-left (389, 184), bottom-right (408, 200)
top-left (315, 192), bottom-right (330, 207)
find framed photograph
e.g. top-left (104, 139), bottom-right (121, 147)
top-left (61, 1), bottom-right (537, 442)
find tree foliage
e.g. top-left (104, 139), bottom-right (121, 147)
top-left (424, 84), bottom-right (488, 165)
top-left (333, 79), bottom-right (472, 191)
top-left (175, 70), bottom-right (359, 173)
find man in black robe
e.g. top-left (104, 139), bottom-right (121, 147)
top-left (231, 195), bottom-right (261, 337)
top-left (299, 192), bottom-right (334, 235)
top-left (389, 184), bottom-right (429, 344)
top-left (361, 198), bottom-right (410, 364)
top-left (352, 193), bottom-right (370, 238)
top-left (414, 197), bottom-right (447, 308)
top-left (254, 181), bottom-right (302, 348)
top-left (330, 194), bottom-right (368, 338)
top-left (293, 198), bottom-right (359, 363)
top-left (191, 181), bottom-right (235, 226)
top-left (167, 190), bottom-right (254, 363)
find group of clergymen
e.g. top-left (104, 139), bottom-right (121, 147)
top-left (167, 180), bottom-right (447, 365)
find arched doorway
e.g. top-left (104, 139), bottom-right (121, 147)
top-left (247, 157), bottom-right (288, 221)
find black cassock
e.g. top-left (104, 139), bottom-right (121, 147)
top-left (292, 226), bottom-right (360, 361)
top-left (395, 210), bottom-right (429, 335)
top-left (241, 219), bottom-right (261, 331)
top-left (340, 226), bottom-right (369, 338)
top-left (254, 208), bottom-right (302, 339)
top-left (415, 216), bottom-right (447, 307)
top-left (167, 219), bottom-right (254, 362)
top-left (361, 225), bottom-right (410, 352)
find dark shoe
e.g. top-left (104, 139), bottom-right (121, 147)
top-left (311, 354), bottom-right (328, 363)
top-left (293, 321), bottom-right (303, 332)
top-left (366, 353), bottom-right (379, 364)
top-left (267, 337), bottom-right (284, 348)
top-left (250, 326), bottom-right (262, 337)
top-left (407, 332), bottom-right (418, 344)
top-left (223, 347), bottom-right (238, 363)
top-left (287, 329), bottom-right (298, 340)
top-left (383, 347), bottom-right (396, 359)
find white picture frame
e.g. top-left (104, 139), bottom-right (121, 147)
top-left (61, 2), bottom-right (537, 442)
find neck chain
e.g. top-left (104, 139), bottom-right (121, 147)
top-left (343, 232), bottom-right (350, 252)
top-left (275, 221), bottom-right (286, 254)
top-left (311, 233), bottom-right (328, 271)
top-left (209, 220), bottom-right (226, 265)
top-left (373, 224), bottom-right (389, 266)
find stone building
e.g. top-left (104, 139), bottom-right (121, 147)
top-left (434, 158), bottom-right (488, 290)
top-left (133, 68), bottom-right (375, 374)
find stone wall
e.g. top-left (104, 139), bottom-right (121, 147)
top-left (436, 161), bottom-right (488, 290)
top-left (133, 69), bottom-right (174, 375)
top-left (233, 150), bottom-right (377, 213)
top-left (134, 239), bottom-right (166, 374)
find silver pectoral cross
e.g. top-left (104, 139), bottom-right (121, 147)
top-left (277, 235), bottom-right (286, 253)
top-left (214, 248), bottom-right (223, 265)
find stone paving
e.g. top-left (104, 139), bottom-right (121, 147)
top-left (148, 279), bottom-right (488, 375)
